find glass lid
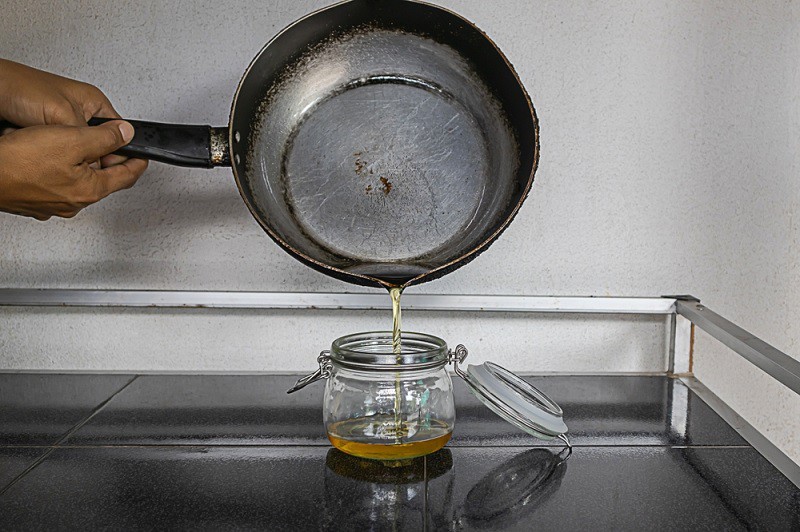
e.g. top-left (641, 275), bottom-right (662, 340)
top-left (452, 346), bottom-right (568, 441)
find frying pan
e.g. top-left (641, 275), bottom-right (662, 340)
top-left (92, 0), bottom-right (540, 288)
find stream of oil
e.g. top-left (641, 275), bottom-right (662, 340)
top-left (390, 286), bottom-right (405, 443)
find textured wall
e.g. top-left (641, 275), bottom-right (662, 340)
top-left (0, 2), bottom-right (798, 461)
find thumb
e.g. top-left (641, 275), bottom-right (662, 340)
top-left (72, 120), bottom-right (135, 163)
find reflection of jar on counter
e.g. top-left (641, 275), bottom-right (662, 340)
top-left (289, 331), bottom-right (570, 461)
top-left (322, 448), bottom-right (454, 530)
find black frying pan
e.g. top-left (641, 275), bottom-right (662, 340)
top-left (91, 0), bottom-right (540, 289)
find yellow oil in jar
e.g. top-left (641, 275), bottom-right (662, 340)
top-left (327, 415), bottom-right (452, 460)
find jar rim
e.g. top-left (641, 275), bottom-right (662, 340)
top-left (330, 331), bottom-right (449, 371)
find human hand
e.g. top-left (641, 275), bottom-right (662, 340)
top-left (0, 59), bottom-right (138, 167)
top-left (0, 59), bottom-right (119, 128)
top-left (0, 121), bottom-right (147, 220)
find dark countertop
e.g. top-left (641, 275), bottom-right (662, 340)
top-left (0, 373), bottom-right (798, 530)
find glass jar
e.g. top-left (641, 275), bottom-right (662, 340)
top-left (323, 332), bottom-right (454, 460)
top-left (288, 331), bottom-right (569, 461)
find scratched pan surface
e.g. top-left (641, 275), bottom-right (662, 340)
top-left (230, 0), bottom-right (538, 288)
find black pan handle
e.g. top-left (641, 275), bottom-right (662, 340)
top-left (0, 117), bottom-right (230, 168)
top-left (87, 117), bottom-right (230, 168)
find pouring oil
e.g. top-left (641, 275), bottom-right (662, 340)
top-left (390, 286), bottom-right (405, 443)
top-left (390, 286), bottom-right (402, 354)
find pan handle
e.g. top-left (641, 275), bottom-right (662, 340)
top-left (87, 117), bottom-right (230, 168)
top-left (1, 118), bottom-right (230, 168)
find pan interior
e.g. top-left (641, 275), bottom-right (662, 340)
top-left (248, 28), bottom-right (519, 284)
top-left (283, 76), bottom-right (487, 262)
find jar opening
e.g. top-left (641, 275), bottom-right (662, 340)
top-left (331, 331), bottom-right (448, 370)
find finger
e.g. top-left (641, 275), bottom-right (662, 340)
top-left (86, 99), bottom-right (121, 121)
top-left (71, 102), bottom-right (90, 126)
top-left (100, 153), bottom-right (128, 167)
top-left (83, 85), bottom-right (121, 120)
top-left (90, 158), bottom-right (148, 199)
top-left (48, 102), bottom-right (88, 127)
top-left (52, 209), bottom-right (81, 219)
top-left (71, 120), bottom-right (135, 163)
top-left (95, 100), bottom-right (121, 120)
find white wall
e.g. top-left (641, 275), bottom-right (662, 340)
top-left (0, 1), bottom-right (798, 461)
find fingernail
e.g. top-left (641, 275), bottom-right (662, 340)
top-left (118, 121), bottom-right (134, 143)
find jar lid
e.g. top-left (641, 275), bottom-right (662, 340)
top-left (459, 360), bottom-right (568, 440)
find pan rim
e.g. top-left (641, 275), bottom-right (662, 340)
top-left (228, 0), bottom-right (538, 290)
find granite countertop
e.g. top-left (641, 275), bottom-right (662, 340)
top-left (0, 373), bottom-right (798, 530)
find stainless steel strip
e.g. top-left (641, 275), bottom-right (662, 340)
top-left (0, 369), bottom-right (673, 376)
top-left (677, 300), bottom-right (800, 395)
top-left (668, 314), bottom-right (693, 376)
top-left (0, 289), bottom-right (677, 314)
top-left (680, 377), bottom-right (800, 488)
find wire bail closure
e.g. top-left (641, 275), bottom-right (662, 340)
top-left (287, 351), bottom-right (332, 394)
top-left (448, 344), bottom-right (469, 378)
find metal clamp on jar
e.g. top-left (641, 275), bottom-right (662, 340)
top-left (288, 332), bottom-right (570, 461)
